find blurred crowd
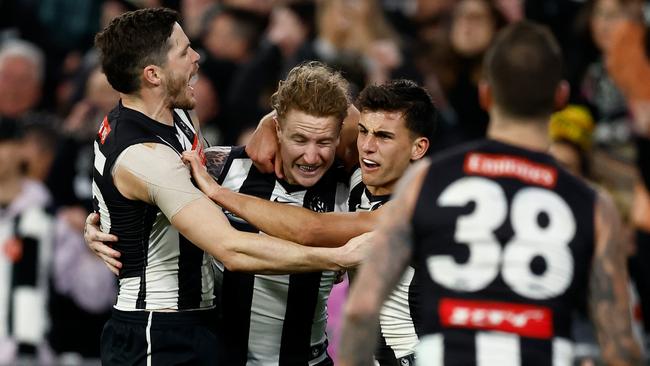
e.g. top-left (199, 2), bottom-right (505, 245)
top-left (0, 0), bottom-right (650, 364)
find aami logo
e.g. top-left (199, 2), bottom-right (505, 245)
top-left (439, 298), bottom-right (553, 339)
top-left (98, 116), bottom-right (111, 144)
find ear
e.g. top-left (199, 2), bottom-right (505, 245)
top-left (478, 80), bottom-right (492, 112)
top-left (410, 137), bottom-right (430, 161)
top-left (143, 65), bottom-right (162, 87)
top-left (274, 115), bottom-right (282, 138)
top-left (554, 80), bottom-right (570, 111)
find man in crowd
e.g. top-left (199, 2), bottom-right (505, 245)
top-left (337, 21), bottom-right (643, 366)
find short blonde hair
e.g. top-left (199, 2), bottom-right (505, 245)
top-left (271, 62), bottom-right (350, 126)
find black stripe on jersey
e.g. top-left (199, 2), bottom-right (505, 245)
top-left (135, 207), bottom-right (159, 309)
top-left (222, 159), bottom-right (276, 366)
top-left (520, 338), bottom-right (552, 365)
top-left (443, 330), bottom-right (476, 366)
top-left (279, 272), bottom-right (324, 364)
top-left (177, 235), bottom-right (205, 309)
top-left (174, 110), bottom-right (196, 142)
top-left (375, 336), bottom-right (399, 366)
top-left (222, 271), bottom-right (255, 366)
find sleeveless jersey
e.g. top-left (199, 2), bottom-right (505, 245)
top-left (411, 139), bottom-right (596, 366)
top-left (213, 146), bottom-right (349, 366)
top-left (348, 167), bottom-right (420, 365)
top-left (92, 102), bottom-right (214, 311)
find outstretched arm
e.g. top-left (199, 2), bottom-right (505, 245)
top-left (184, 149), bottom-right (380, 247)
top-left (337, 159), bottom-right (430, 366)
top-left (114, 143), bottom-right (368, 274)
top-left (590, 188), bottom-right (643, 366)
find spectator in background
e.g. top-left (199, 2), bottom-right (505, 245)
top-left (0, 117), bottom-right (54, 365)
top-left (421, 0), bottom-right (507, 152)
top-left (0, 39), bottom-right (44, 119)
top-left (605, 0), bottom-right (650, 343)
top-left (198, 4), bottom-right (267, 144)
top-left (569, 0), bottom-right (635, 147)
top-left (549, 104), bottom-right (596, 178)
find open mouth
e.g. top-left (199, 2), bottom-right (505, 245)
top-left (361, 158), bottom-right (380, 169)
top-left (296, 164), bottom-right (319, 173)
top-left (188, 74), bottom-right (198, 90)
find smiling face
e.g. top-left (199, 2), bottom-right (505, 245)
top-left (357, 110), bottom-right (423, 196)
top-left (276, 109), bottom-right (341, 187)
top-left (162, 22), bottom-right (200, 110)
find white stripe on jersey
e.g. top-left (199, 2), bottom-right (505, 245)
top-left (416, 334), bottom-right (444, 365)
top-left (92, 181), bottom-right (112, 233)
top-left (247, 274), bottom-right (291, 366)
top-left (115, 212), bottom-right (215, 310)
top-left (476, 331), bottom-right (520, 366)
top-left (94, 141), bottom-right (107, 175)
top-left (553, 338), bottom-right (573, 366)
top-left (146, 312), bottom-right (153, 366)
top-left (416, 333), bottom-right (574, 366)
top-left (379, 267), bottom-right (418, 358)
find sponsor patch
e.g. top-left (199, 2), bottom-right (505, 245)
top-left (439, 298), bottom-right (553, 339)
top-left (464, 152), bottom-right (557, 188)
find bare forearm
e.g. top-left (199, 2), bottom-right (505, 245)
top-left (212, 188), bottom-right (374, 247)
top-left (590, 192), bottom-right (643, 366)
top-left (590, 253), bottom-right (643, 365)
top-left (223, 232), bottom-right (346, 274)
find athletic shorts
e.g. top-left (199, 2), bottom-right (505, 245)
top-left (100, 308), bottom-right (222, 366)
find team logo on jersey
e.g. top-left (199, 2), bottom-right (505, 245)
top-left (98, 116), bottom-right (111, 145)
top-left (439, 298), bottom-right (553, 339)
top-left (464, 152), bottom-right (557, 188)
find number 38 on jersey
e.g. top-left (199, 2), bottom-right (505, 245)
top-left (428, 176), bottom-right (576, 300)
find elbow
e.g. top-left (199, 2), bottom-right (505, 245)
top-left (219, 251), bottom-right (246, 272)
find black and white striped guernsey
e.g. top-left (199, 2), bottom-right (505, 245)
top-left (412, 139), bottom-right (596, 366)
top-left (92, 102), bottom-right (214, 311)
top-left (213, 146), bottom-right (349, 366)
top-left (347, 167), bottom-right (420, 366)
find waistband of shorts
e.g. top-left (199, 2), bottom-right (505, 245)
top-left (111, 307), bottom-right (218, 327)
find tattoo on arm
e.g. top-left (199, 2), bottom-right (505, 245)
top-left (338, 160), bottom-right (429, 366)
top-left (204, 146), bottom-right (232, 180)
top-left (590, 191), bottom-right (643, 366)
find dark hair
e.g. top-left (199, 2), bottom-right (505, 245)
top-left (94, 8), bottom-right (180, 94)
top-left (356, 79), bottom-right (437, 142)
top-left (483, 21), bottom-right (563, 119)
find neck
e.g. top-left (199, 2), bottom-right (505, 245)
top-left (366, 184), bottom-right (392, 197)
top-left (121, 91), bottom-right (173, 125)
top-left (0, 175), bottom-right (22, 206)
top-left (487, 108), bottom-right (550, 153)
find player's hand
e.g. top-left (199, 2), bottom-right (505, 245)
top-left (182, 150), bottom-right (223, 198)
top-left (84, 213), bottom-right (122, 275)
top-left (336, 232), bottom-right (374, 269)
top-left (245, 111), bottom-right (284, 179)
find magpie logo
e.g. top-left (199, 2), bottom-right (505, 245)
top-left (273, 196), bottom-right (296, 205)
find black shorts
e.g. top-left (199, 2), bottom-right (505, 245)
top-left (101, 308), bottom-right (223, 366)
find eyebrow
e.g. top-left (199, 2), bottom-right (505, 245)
top-left (358, 123), bottom-right (394, 138)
